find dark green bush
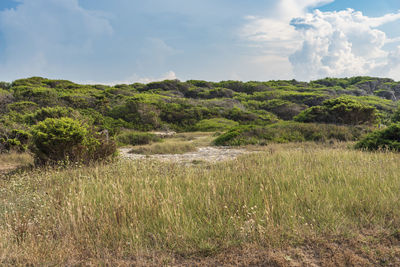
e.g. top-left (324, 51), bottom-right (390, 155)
top-left (214, 122), bottom-right (367, 146)
top-left (0, 129), bottom-right (31, 153)
top-left (116, 131), bottom-right (161, 146)
top-left (30, 117), bottom-right (115, 165)
top-left (355, 123), bottom-right (400, 151)
top-left (295, 96), bottom-right (377, 125)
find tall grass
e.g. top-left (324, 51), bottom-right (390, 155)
top-left (1, 145), bottom-right (400, 264)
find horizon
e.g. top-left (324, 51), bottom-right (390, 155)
top-left (0, 0), bottom-right (400, 84)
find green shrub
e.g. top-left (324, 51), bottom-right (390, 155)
top-left (0, 129), bottom-right (31, 153)
top-left (295, 96), bottom-right (377, 125)
top-left (194, 118), bottom-right (239, 132)
top-left (7, 101), bottom-right (39, 113)
top-left (30, 117), bottom-right (116, 165)
top-left (214, 122), bottom-right (367, 146)
top-left (116, 131), bottom-right (161, 146)
top-left (24, 106), bottom-right (76, 124)
top-left (355, 123), bottom-right (400, 151)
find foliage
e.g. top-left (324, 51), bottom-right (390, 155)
top-left (355, 123), bottom-right (400, 151)
top-left (24, 106), bottom-right (77, 125)
top-left (0, 128), bottom-right (31, 153)
top-left (0, 76), bottom-right (398, 146)
top-left (214, 122), bottom-right (367, 146)
top-left (295, 96), bottom-right (377, 125)
top-left (30, 117), bottom-right (115, 165)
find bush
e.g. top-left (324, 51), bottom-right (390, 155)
top-left (0, 129), bottom-right (31, 153)
top-left (30, 117), bottom-right (116, 165)
top-left (295, 96), bottom-right (377, 125)
top-left (116, 131), bottom-right (161, 146)
top-left (24, 106), bottom-right (76, 125)
top-left (214, 122), bottom-right (367, 146)
top-left (355, 123), bottom-right (400, 151)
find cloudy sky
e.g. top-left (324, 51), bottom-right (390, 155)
top-left (0, 0), bottom-right (400, 83)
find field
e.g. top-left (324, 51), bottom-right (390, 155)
top-left (1, 142), bottom-right (400, 266)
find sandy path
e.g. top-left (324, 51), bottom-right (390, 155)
top-left (119, 146), bottom-right (252, 164)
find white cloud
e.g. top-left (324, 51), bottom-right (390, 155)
top-left (290, 9), bottom-right (400, 80)
top-left (241, 1), bottom-right (400, 81)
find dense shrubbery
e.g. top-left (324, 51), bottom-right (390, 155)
top-left (30, 117), bottom-right (115, 165)
top-left (0, 128), bottom-right (31, 153)
top-left (1, 76), bottom-right (400, 158)
top-left (355, 123), bottom-right (400, 151)
top-left (214, 122), bottom-right (367, 146)
top-left (295, 96), bottom-right (377, 125)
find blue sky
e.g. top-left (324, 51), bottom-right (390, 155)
top-left (0, 0), bottom-right (400, 83)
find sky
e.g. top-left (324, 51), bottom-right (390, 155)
top-left (0, 0), bottom-right (400, 83)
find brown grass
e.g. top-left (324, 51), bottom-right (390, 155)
top-left (0, 152), bottom-right (33, 174)
top-left (2, 143), bottom-right (400, 265)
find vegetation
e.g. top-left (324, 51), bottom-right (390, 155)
top-left (294, 96), bottom-right (377, 125)
top-left (0, 76), bottom-right (398, 157)
top-left (2, 75), bottom-right (400, 264)
top-left (30, 117), bottom-right (116, 165)
top-left (214, 122), bottom-right (368, 146)
top-left (116, 131), bottom-right (161, 146)
top-left (129, 141), bottom-right (196, 155)
top-left (1, 144), bottom-right (400, 265)
top-left (355, 123), bottom-right (400, 151)
top-left (194, 118), bottom-right (239, 132)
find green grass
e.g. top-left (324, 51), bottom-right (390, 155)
top-left (1, 144), bottom-right (400, 264)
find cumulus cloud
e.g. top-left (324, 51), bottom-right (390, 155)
top-left (0, 0), bottom-right (113, 80)
top-left (241, 1), bottom-right (400, 80)
top-left (290, 9), bottom-right (400, 80)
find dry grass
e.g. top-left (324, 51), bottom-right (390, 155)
top-left (129, 141), bottom-right (197, 155)
top-left (1, 144), bottom-right (400, 265)
top-left (128, 132), bottom-right (214, 155)
top-left (0, 152), bottom-right (33, 174)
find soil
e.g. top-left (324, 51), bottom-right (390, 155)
top-left (119, 146), bottom-right (253, 164)
top-left (101, 235), bottom-right (400, 266)
top-left (0, 164), bottom-right (17, 175)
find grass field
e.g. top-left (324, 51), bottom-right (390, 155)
top-left (1, 143), bottom-right (400, 265)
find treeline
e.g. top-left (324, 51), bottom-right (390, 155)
top-left (1, 76), bottom-right (400, 162)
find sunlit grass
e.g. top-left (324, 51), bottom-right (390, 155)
top-left (1, 144), bottom-right (400, 264)
top-left (128, 132), bottom-right (214, 155)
